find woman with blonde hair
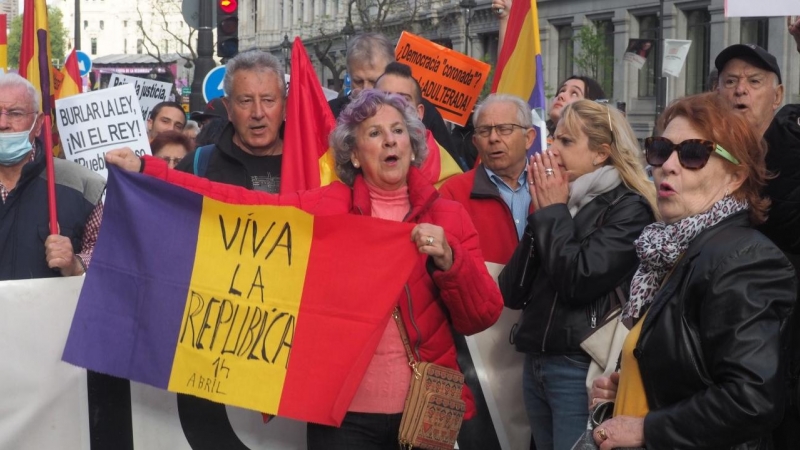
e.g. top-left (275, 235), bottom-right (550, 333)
top-left (499, 99), bottom-right (655, 450)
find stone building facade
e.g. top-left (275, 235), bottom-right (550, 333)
top-left (242, 0), bottom-right (800, 136)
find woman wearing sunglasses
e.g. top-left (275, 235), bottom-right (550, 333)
top-left (590, 92), bottom-right (796, 449)
top-left (498, 99), bottom-right (656, 450)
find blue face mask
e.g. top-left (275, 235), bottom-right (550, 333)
top-left (0, 121), bottom-right (36, 166)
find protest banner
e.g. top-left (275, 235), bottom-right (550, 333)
top-left (624, 39), bottom-right (655, 70)
top-left (63, 167), bottom-right (421, 426)
top-left (395, 31), bottom-right (490, 126)
top-left (2, 275), bottom-right (522, 450)
top-left (662, 39), bottom-right (692, 77)
top-left (55, 84), bottom-right (150, 179)
top-left (726, 0), bottom-right (800, 17)
top-left (109, 73), bottom-right (174, 122)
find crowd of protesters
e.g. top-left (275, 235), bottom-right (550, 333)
top-left (3, 11), bottom-right (800, 450)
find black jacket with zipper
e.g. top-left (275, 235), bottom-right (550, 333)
top-left (639, 212), bottom-right (796, 450)
top-left (498, 183), bottom-right (653, 355)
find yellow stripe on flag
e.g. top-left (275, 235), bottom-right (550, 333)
top-left (168, 199), bottom-right (313, 413)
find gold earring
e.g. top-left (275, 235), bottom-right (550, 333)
top-left (353, 161), bottom-right (359, 168)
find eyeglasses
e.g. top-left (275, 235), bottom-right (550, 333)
top-left (0, 110), bottom-right (36, 123)
top-left (474, 123), bottom-right (528, 138)
top-left (644, 136), bottom-right (740, 170)
top-left (160, 156), bottom-right (183, 166)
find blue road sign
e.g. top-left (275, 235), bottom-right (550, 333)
top-left (76, 51), bottom-right (92, 78)
top-left (202, 66), bottom-right (227, 103)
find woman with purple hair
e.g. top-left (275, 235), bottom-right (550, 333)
top-left (107, 90), bottom-right (503, 449)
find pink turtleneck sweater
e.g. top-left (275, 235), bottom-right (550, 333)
top-left (348, 182), bottom-right (413, 414)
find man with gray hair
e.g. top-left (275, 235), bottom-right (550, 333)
top-left (0, 73), bottom-right (105, 280)
top-left (176, 50), bottom-right (286, 193)
top-left (439, 94), bottom-right (535, 265)
top-left (329, 32), bottom-right (464, 169)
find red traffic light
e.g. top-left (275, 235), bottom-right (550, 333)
top-left (219, 0), bottom-right (238, 14)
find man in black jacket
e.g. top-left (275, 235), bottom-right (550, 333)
top-left (0, 74), bottom-right (105, 280)
top-left (175, 50), bottom-right (286, 193)
top-left (329, 32), bottom-right (467, 170)
top-left (713, 25), bottom-right (800, 448)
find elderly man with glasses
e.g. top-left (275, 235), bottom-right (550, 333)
top-left (0, 73), bottom-right (105, 280)
top-left (439, 93), bottom-right (536, 266)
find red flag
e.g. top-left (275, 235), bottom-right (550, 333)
top-left (56, 49), bottom-right (83, 99)
top-left (280, 37), bottom-right (338, 193)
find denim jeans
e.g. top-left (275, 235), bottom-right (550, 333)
top-left (307, 411), bottom-right (407, 450)
top-left (523, 353), bottom-right (590, 450)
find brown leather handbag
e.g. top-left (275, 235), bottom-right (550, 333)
top-left (393, 308), bottom-right (466, 450)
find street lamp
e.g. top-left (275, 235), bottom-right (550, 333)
top-left (459, 0), bottom-right (477, 56)
top-left (341, 18), bottom-right (355, 46)
top-left (281, 34), bottom-right (292, 74)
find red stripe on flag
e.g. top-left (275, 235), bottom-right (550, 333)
top-left (0, 15), bottom-right (7, 45)
top-left (278, 214), bottom-right (418, 425)
top-left (281, 37), bottom-right (337, 193)
top-left (491, 0), bottom-right (532, 92)
top-left (19, 0), bottom-right (36, 78)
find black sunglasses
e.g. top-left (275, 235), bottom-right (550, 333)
top-left (644, 136), bottom-right (740, 170)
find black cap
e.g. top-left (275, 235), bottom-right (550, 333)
top-left (715, 44), bottom-right (781, 85)
top-left (189, 97), bottom-right (229, 123)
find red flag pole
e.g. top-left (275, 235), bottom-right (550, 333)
top-left (37, 30), bottom-right (58, 234)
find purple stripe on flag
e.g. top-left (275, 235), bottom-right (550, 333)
top-left (527, 55), bottom-right (548, 156)
top-left (63, 167), bottom-right (202, 388)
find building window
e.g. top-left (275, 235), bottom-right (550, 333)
top-left (124, 20), bottom-right (128, 27)
top-left (740, 17), bottom-right (769, 50)
top-left (252, 0), bottom-right (258, 34)
top-left (136, 20), bottom-right (142, 28)
top-left (557, 25), bottom-right (574, 85)
top-left (637, 15), bottom-right (659, 97)
top-left (595, 19), bottom-right (615, 98)
top-left (685, 9), bottom-right (711, 94)
top-left (124, 39), bottom-right (127, 54)
top-left (137, 39), bottom-right (143, 54)
top-left (90, 38), bottom-right (97, 55)
top-left (83, 20), bottom-right (88, 30)
top-left (162, 40), bottom-right (169, 53)
top-left (99, 20), bottom-right (104, 30)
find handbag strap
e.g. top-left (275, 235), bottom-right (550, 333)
top-left (393, 307), bottom-right (421, 378)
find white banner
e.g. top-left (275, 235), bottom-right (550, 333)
top-left (726, 0), bottom-right (800, 17)
top-left (55, 84), bottom-right (151, 179)
top-left (109, 73), bottom-right (175, 123)
top-left (1, 276), bottom-right (527, 449)
top-left (662, 39), bottom-right (693, 78)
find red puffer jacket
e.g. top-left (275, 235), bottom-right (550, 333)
top-left (141, 156), bottom-right (504, 419)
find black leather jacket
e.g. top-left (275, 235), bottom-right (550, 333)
top-left (499, 184), bottom-right (653, 354)
top-left (639, 212), bottom-right (797, 450)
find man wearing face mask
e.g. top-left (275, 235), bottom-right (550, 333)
top-left (0, 73), bottom-right (105, 280)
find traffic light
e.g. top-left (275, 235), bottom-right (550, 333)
top-left (217, 0), bottom-right (239, 59)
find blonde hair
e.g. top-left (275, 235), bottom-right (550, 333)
top-left (560, 100), bottom-right (659, 218)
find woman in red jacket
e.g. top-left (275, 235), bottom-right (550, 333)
top-left (107, 90), bottom-right (503, 450)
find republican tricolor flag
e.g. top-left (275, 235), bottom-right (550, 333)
top-left (63, 167), bottom-right (420, 426)
top-left (0, 15), bottom-right (7, 72)
top-left (19, 0), bottom-right (55, 110)
top-left (491, 0), bottom-right (547, 154)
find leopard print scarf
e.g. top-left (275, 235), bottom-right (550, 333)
top-left (622, 195), bottom-right (749, 320)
